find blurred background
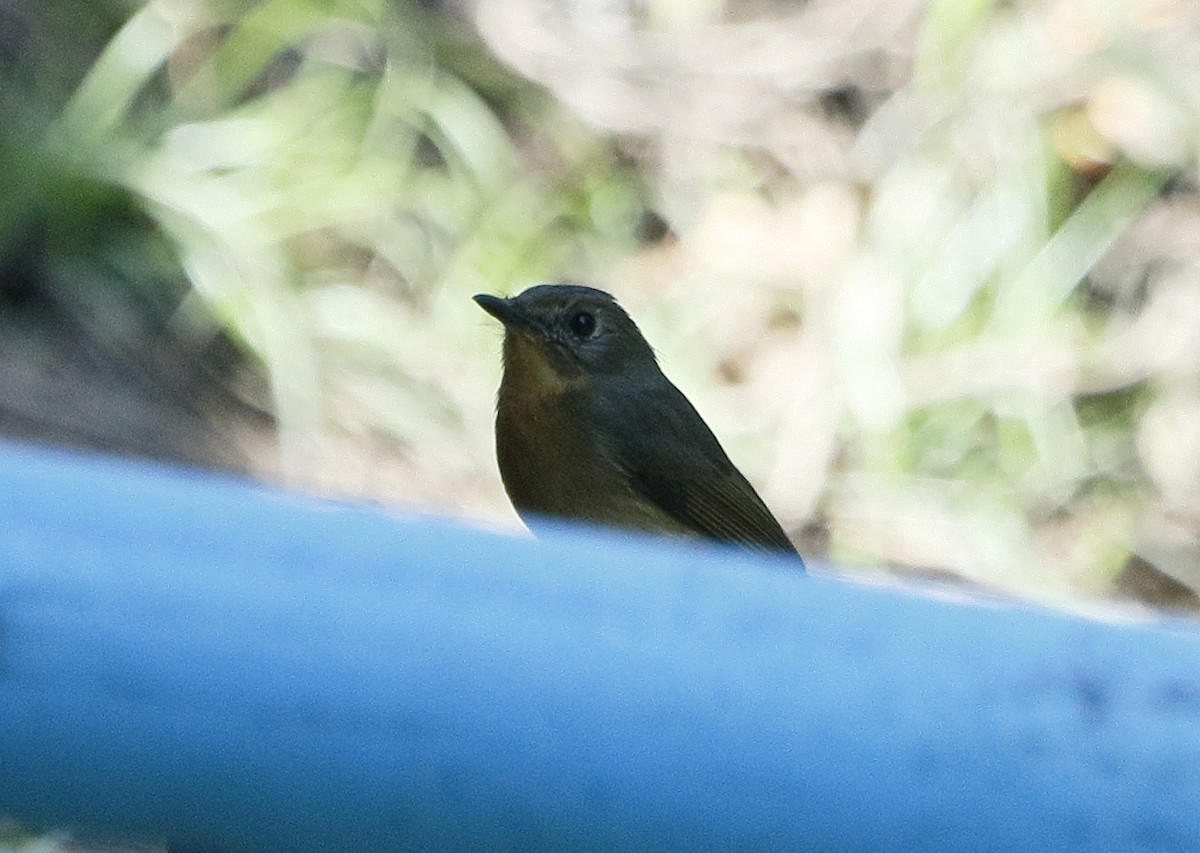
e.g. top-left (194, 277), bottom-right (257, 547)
top-left (2, 0), bottom-right (1200, 615)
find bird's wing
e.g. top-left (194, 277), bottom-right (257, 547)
top-left (586, 380), bottom-right (800, 557)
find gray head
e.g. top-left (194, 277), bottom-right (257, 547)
top-left (474, 284), bottom-right (658, 380)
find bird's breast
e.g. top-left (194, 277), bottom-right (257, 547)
top-left (494, 386), bottom-right (687, 536)
top-left (495, 388), bottom-right (598, 516)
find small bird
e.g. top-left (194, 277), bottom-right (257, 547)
top-left (474, 284), bottom-right (803, 565)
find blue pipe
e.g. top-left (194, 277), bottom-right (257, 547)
top-left (1, 441), bottom-right (1198, 851)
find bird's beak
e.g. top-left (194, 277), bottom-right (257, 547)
top-left (474, 294), bottom-right (536, 333)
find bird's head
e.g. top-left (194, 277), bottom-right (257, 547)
top-left (474, 285), bottom-right (658, 392)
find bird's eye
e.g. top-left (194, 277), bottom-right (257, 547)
top-left (569, 310), bottom-right (597, 338)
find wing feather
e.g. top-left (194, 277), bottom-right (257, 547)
top-left (584, 378), bottom-right (800, 558)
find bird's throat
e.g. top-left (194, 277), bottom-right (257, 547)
top-left (500, 332), bottom-right (583, 401)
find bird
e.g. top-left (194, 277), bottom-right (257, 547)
top-left (474, 284), bottom-right (803, 565)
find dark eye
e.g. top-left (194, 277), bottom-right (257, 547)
top-left (569, 310), bottom-right (596, 338)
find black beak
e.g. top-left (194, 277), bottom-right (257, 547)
top-left (474, 294), bottom-right (536, 333)
top-left (473, 293), bottom-right (511, 321)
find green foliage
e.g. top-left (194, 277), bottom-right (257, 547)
top-left (12, 0), bottom-right (651, 475)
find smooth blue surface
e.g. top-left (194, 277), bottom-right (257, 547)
top-left (1, 441), bottom-right (1200, 851)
